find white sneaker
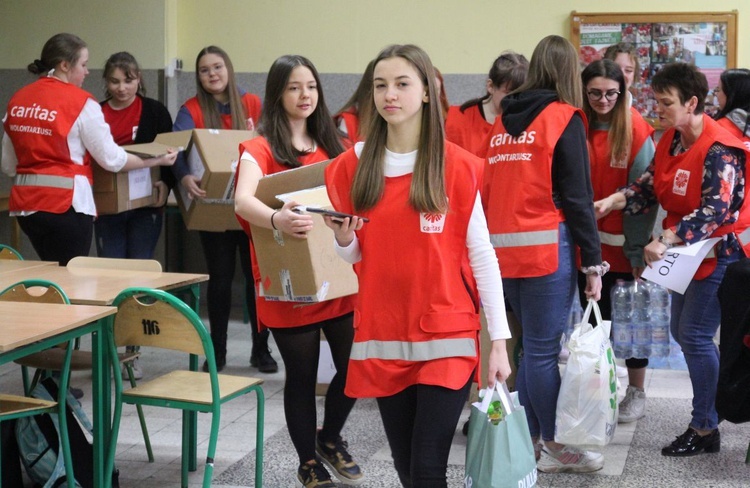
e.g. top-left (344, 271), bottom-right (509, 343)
top-left (537, 445), bottom-right (604, 473)
top-left (121, 357), bottom-right (143, 380)
top-left (618, 385), bottom-right (646, 423)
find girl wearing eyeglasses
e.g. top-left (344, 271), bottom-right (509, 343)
top-left (580, 59), bottom-right (656, 423)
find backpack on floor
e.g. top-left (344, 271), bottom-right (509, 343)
top-left (14, 377), bottom-right (111, 488)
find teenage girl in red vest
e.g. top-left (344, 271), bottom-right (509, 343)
top-left (96, 52), bottom-right (174, 262)
top-left (714, 68), bottom-right (750, 149)
top-left (483, 35), bottom-right (605, 473)
top-left (1, 33), bottom-right (176, 266)
top-left (333, 60), bottom-right (376, 146)
top-left (323, 44), bottom-right (512, 488)
top-left (445, 51), bottom-right (528, 157)
top-left (579, 59), bottom-right (656, 424)
top-left (171, 46), bottom-right (276, 374)
top-left (596, 63), bottom-right (750, 457)
top-left (234, 55), bottom-right (362, 488)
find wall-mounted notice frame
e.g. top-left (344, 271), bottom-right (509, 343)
top-left (570, 11), bottom-right (738, 125)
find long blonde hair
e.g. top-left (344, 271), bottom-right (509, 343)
top-left (513, 35), bottom-right (583, 108)
top-left (351, 44), bottom-right (446, 213)
top-left (194, 46), bottom-right (247, 130)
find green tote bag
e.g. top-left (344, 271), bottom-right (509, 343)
top-left (465, 382), bottom-right (537, 488)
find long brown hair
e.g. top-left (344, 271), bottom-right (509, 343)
top-left (194, 46), bottom-right (247, 130)
top-left (513, 35), bottom-right (582, 108)
top-left (582, 59), bottom-right (631, 164)
top-left (335, 59), bottom-right (376, 140)
top-left (460, 51), bottom-right (529, 112)
top-left (257, 55), bottom-right (344, 168)
top-left (352, 44), bottom-right (446, 213)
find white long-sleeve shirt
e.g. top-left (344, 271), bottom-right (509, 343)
top-left (335, 142), bottom-right (511, 341)
top-left (2, 98), bottom-right (127, 216)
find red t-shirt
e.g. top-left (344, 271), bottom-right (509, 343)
top-left (101, 96), bottom-right (143, 145)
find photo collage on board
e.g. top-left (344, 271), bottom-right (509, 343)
top-left (578, 22), bottom-right (728, 123)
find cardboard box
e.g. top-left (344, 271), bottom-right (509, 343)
top-left (0, 174), bottom-right (10, 211)
top-left (250, 160), bottom-right (358, 302)
top-left (92, 164), bottom-right (160, 215)
top-left (173, 129), bottom-right (255, 232)
top-left (92, 131), bottom-right (191, 216)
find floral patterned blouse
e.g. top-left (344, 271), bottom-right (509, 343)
top-left (621, 133), bottom-right (746, 256)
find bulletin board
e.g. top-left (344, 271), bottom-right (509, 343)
top-left (570, 11), bottom-right (738, 125)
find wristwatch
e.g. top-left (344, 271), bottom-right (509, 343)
top-left (658, 235), bottom-right (674, 249)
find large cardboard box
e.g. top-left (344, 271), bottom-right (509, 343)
top-left (93, 131), bottom-right (192, 215)
top-left (250, 160), bottom-right (358, 302)
top-left (173, 129), bottom-right (255, 232)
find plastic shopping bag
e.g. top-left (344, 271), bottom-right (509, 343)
top-left (555, 299), bottom-right (618, 450)
top-left (465, 382), bottom-right (537, 488)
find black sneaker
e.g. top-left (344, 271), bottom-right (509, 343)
top-left (296, 460), bottom-right (336, 488)
top-left (316, 433), bottom-right (364, 485)
top-left (202, 354), bottom-right (226, 373)
top-left (250, 347), bottom-right (278, 373)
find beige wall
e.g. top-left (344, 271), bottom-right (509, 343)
top-left (1, 1), bottom-right (746, 73)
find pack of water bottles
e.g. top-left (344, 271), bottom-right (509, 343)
top-left (611, 279), bottom-right (671, 359)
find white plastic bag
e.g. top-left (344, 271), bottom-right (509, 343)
top-left (555, 299), bottom-right (618, 450)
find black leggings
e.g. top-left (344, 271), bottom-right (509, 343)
top-left (17, 208), bottom-right (93, 265)
top-left (376, 377), bottom-right (473, 488)
top-left (270, 313), bottom-right (356, 464)
top-left (198, 230), bottom-right (263, 358)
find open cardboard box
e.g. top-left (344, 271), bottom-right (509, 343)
top-left (172, 129), bottom-right (255, 231)
top-left (250, 160), bottom-right (358, 302)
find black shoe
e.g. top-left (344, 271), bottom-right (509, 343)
top-left (661, 427), bottom-right (720, 456)
top-left (316, 432), bottom-right (364, 485)
top-left (70, 387), bottom-right (84, 400)
top-left (250, 347), bottom-right (278, 373)
top-left (297, 460), bottom-right (336, 488)
top-left (202, 354), bottom-right (226, 373)
top-left (462, 420), bottom-right (470, 436)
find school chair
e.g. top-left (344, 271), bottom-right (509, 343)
top-left (0, 244), bottom-right (23, 260)
top-left (105, 287), bottom-right (265, 488)
top-left (14, 256), bottom-right (156, 461)
top-left (0, 280), bottom-right (75, 487)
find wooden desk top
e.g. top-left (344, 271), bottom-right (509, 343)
top-left (0, 266), bottom-right (208, 306)
top-left (0, 302), bottom-right (116, 352)
top-left (0, 260), bottom-right (57, 276)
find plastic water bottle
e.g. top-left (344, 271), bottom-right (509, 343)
top-left (611, 280), bottom-right (633, 358)
top-left (649, 284), bottom-right (671, 358)
top-left (631, 280), bottom-right (652, 358)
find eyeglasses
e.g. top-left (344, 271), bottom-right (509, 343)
top-left (587, 90), bottom-right (620, 101)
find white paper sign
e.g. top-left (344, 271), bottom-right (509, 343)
top-left (127, 167), bottom-right (153, 200)
top-left (642, 238), bottom-right (720, 294)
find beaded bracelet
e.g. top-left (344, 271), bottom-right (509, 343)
top-left (580, 261), bottom-right (610, 277)
top-left (271, 211), bottom-right (279, 230)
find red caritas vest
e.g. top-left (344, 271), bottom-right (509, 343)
top-left (183, 93), bottom-right (261, 130)
top-left (483, 102), bottom-right (580, 278)
top-left (325, 142), bottom-right (482, 398)
top-left (4, 77), bottom-right (94, 213)
top-left (235, 137), bottom-right (355, 329)
top-left (445, 104), bottom-right (493, 157)
top-left (654, 114), bottom-right (750, 280)
top-left (335, 109), bottom-right (360, 147)
top-left (589, 108), bottom-right (654, 272)
top-left (717, 116), bottom-right (750, 149)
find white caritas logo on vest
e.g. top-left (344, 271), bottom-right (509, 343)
top-left (420, 212), bottom-right (445, 233)
top-left (672, 169), bottom-right (690, 196)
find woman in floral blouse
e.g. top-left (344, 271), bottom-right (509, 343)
top-left (596, 62), bottom-right (749, 458)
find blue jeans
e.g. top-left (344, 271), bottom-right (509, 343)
top-left (671, 252), bottom-right (740, 431)
top-left (502, 223), bottom-right (576, 441)
top-left (94, 207), bottom-right (164, 259)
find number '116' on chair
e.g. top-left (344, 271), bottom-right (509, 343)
top-left (104, 287), bottom-right (264, 488)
